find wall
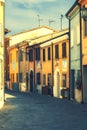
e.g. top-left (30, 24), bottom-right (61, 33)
top-left (70, 6), bottom-right (82, 102)
top-left (0, 1), bottom-right (4, 109)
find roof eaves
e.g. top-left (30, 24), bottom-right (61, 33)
top-left (29, 30), bottom-right (69, 47)
top-left (7, 25), bottom-right (58, 37)
top-left (66, 0), bottom-right (78, 18)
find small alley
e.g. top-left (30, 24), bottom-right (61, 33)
top-left (0, 89), bottom-right (87, 130)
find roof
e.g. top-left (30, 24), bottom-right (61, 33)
top-left (6, 26), bottom-right (58, 47)
top-left (9, 29), bottom-right (69, 49)
top-left (6, 26), bottom-right (58, 37)
top-left (26, 29), bottom-right (69, 47)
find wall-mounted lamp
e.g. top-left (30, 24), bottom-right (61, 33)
top-left (81, 7), bottom-right (87, 20)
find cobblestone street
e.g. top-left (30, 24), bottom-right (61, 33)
top-left (0, 90), bottom-right (87, 130)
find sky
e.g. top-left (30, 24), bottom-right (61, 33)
top-left (5, 0), bottom-right (76, 34)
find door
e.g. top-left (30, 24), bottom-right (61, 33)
top-left (30, 70), bottom-right (33, 92)
top-left (70, 70), bottom-right (75, 100)
top-left (57, 72), bottom-right (60, 97)
top-left (83, 65), bottom-right (87, 103)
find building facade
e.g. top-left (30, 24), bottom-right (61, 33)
top-left (78, 0), bottom-right (87, 103)
top-left (6, 27), bottom-right (69, 99)
top-left (66, 0), bottom-right (87, 103)
top-left (6, 26), bottom-right (57, 91)
top-left (40, 30), bottom-right (69, 98)
top-left (0, 0), bottom-right (4, 108)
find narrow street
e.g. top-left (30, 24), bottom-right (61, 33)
top-left (0, 89), bottom-right (87, 130)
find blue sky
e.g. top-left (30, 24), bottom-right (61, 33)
top-left (5, 0), bottom-right (76, 34)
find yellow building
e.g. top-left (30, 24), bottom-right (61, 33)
top-left (0, 0), bottom-right (5, 109)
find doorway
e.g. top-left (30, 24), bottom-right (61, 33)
top-left (70, 70), bottom-right (75, 100)
top-left (30, 70), bottom-right (33, 92)
top-left (83, 65), bottom-right (87, 103)
top-left (53, 69), bottom-right (60, 98)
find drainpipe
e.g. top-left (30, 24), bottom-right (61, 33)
top-left (33, 47), bottom-right (35, 93)
top-left (18, 47), bottom-right (20, 91)
top-left (80, 5), bottom-right (83, 104)
top-left (68, 18), bottom-right (71, 100)
top-left (51, 42), bottom-right (54, 96)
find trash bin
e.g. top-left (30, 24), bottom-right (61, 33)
top-left (61, 88), bottom-right (69, 99)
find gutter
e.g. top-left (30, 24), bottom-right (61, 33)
top-left (66, 1), bottom-right (78, 17)
top-left (79, 4), bottom-right (84, 104)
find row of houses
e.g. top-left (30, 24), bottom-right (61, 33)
top-left (5, 26), bottom-right (69, 99)
top-left (4, 0), bottom-right (87, 104)
top-left (0, 0), bottom-right (87, 109)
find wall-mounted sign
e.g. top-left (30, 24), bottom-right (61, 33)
top-left (37, 61), bottom-right (41, 69)
top-left (62, 60), bottom-right (67, 71)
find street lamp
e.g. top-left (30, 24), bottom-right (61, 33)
top-left (81, 7), bottom-right (87, 19)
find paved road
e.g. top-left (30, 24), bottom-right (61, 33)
top-left (0, 90), bottom-right (87, 130)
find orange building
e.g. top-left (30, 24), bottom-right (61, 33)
top-left (6, 26), bottom-right (57, 91)
top-left (6, 26), bottom-right (69, 99)
top-left (40, 29), bottom-right (69, 98)
top-left (78, 0), bottom-right (87, 103)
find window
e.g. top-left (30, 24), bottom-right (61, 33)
top-left (16, 51), bottom-right (18, 62)
top-left (48, 73), bottom-right (52, 86)
top-left (77, 24), bottom-right (80, 44)
top-left (62, 42), bottom-right (66, 58)
top-left (20, 51), bottom-right (23, 61)
top-left (62, 74), bottom-right (66, 87)
top-left (76, 70), bottom-right (81, 89)
top-left (71, 29), bottom-right (74, 47)
top-left (16, 73), bottom-right (18, 82)
top-left (36, 73), bottom-right (40, 84)
top-left (19, 73), bottom-right (23, 82)
top-left (26, 73), bottom-right (28, 82)
top-left (43, 49), bottom-right (45, 61)
top-left (36, 48), bottom-right (40, 60)
top-left (43, 74), bottom-right (46, 85)
top-left (11, 74), bottom-right (14, 82)
top-left (48, 47), bottom-right (51, 60)
top-left (26, 49), bottom-right (29, 61)
top-left (29, 49), bottom-right (33, 61)
top-left (55, 44), bottom-right (59, 59)
top-left (84, 20), bottom-right (87, 36)
top-left (10, 53), bottom-right (12, 63)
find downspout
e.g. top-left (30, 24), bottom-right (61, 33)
top-left (68, 19), bottom-right (71, 100)
top-left (33, 47), bottom-right (35, 93)
top-left (18, 47), bottom-right (20, 91)
top-left (51, 42), bottom-right (54, 96)
top-left (66, 12), bottom-right (71, 100)
top-left (79, 4), bottom-right (83, 104)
